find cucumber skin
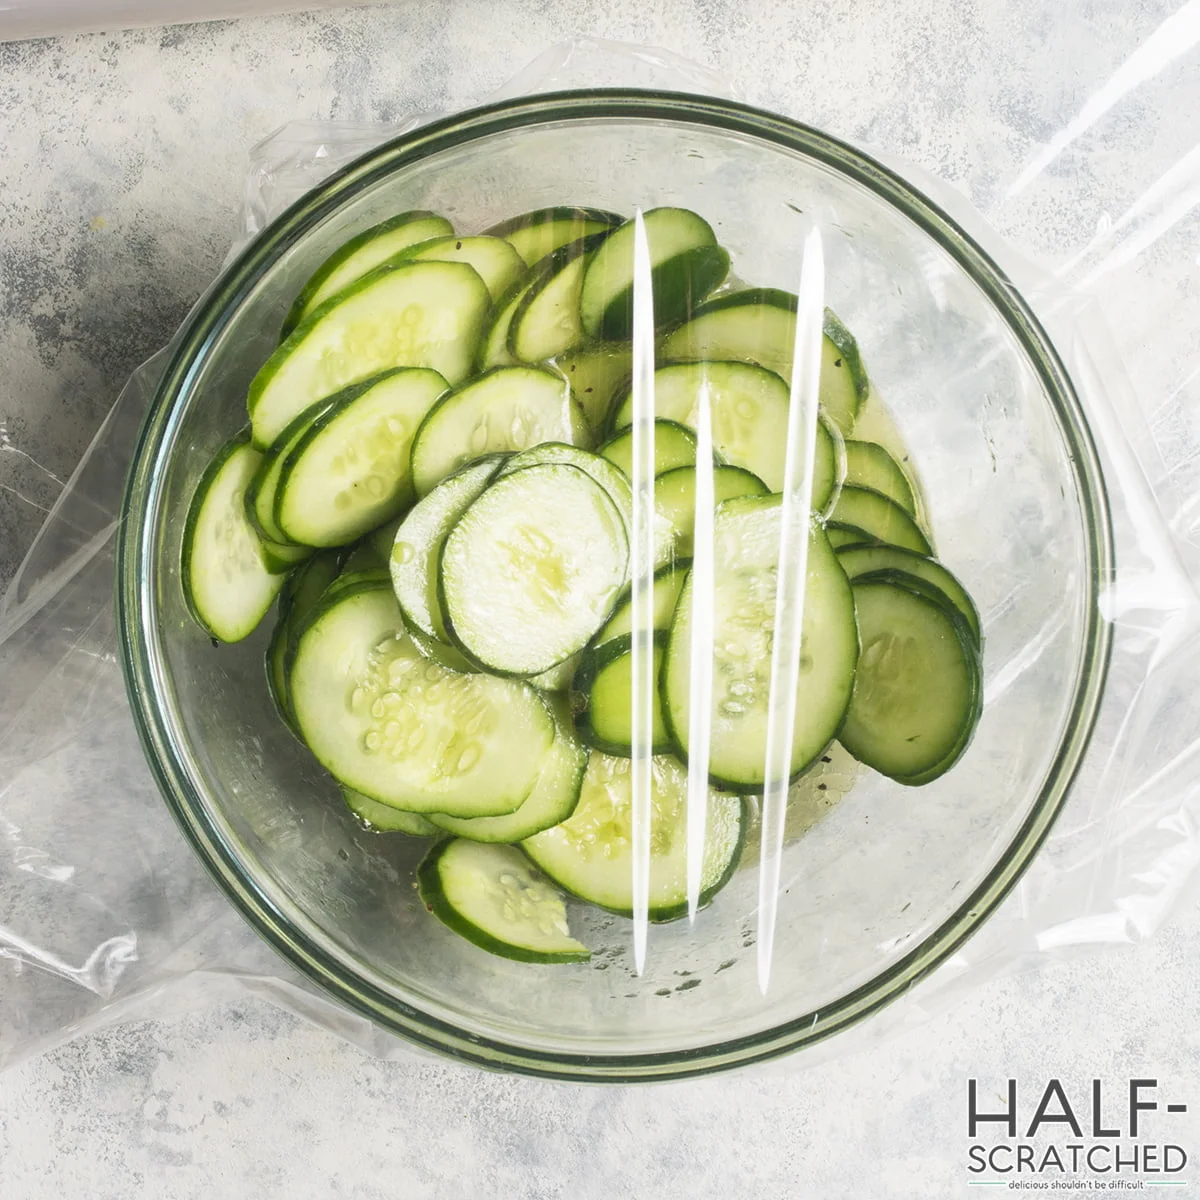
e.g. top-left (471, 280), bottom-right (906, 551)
top-left (417, 840), bottom-right (591, 964)
top-left (570, 632), bottom-right (674, 757)
top-left (522, 797), bottom-right (750, 925)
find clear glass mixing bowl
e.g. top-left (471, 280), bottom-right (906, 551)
top-left (117, 91), bottom-right (1112, 1080)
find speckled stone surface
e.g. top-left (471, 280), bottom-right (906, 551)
top-left (1, 2), bottom-right (1199, 1195)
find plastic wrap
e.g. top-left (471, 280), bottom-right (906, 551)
top-left (2, 34), bottom-right (1199, 1074)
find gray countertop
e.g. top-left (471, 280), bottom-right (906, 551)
top-left (1, 3), bottom-right (1199, 1196)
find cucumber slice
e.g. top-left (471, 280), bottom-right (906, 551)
top-left (282, 549), bottom-right (346, 622)
top-left (430, 709), bottom-right (588, 843)
top-left (249, 260), bottom-right (490, 450)
top-left (477, 271), bottom-right (537, 371)
top-left (660, 290), bottom-right (869, 432)
top-left (282, 211), bottom-right (454, 337)
top-left (836, 544), bottom-right (981, 645)
top-left (598, 418), bottom-right (703, 479)
top-left (838, 572), bottom-right (982, 783)
top-left (182, 435), bottom-right (285, 643)
top-left (390, 456), bottom-right (504, 642)
top-left (663, 495), bottom-right (859, 791)
top-left (409, 626), bottom-right (482, 675)
top-left (343, 785), bottom-right (439, 835)
top-left (654, 464), bottom-right (769, 559)
top-left (339, 543), bottom-right (387, 575)
top-left (495, 442), bottom-right (632, 535)
top-left (273, 368), bottom-right (448, 548)
top-left (365, 513), bottom-right (405, 564)
top-left (611, 360), bottom-right (842, 503)
top-left (246, 402), bottom-right (328, 546)
top-left (486, 206), bottom-right (622, 266)
top-left (580, 208), bottom-right (729, 340)
top-left (828, 486), bottom-right (931, 555)
top-left (439, 463), bottom-right (629, 676)
top-left (399, 235), bottom-right (525, 302)
top-left (265, 610), bottom-right (297, 732)
top-left (290, 579), bottom-right (554, 816)
top-left (509, 235), bottom-right (607, 363)
top-left (418, 839), bottom-right (590, 963)
top-left (595, 558), bottom-right (690, 646)
top-left (553, 342), bottom-right (632, 436)
top-left (409, 366), bottom-right (587, 497)
top-left (528, 651), bottom-right (582, 693)
top-left (825, 523), bottom-right (874, 550)
top-left (572, 632), bottom-right (671, 756)
top-left (523, 752), bottom-right (746, 922)
top-left (843, 440), bottom-right (916, 516)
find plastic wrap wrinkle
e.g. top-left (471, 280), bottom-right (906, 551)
top-left (2, 34), bottom-right (1200, 1073)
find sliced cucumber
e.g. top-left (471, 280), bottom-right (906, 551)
top-left (366, 513), bottom-right (405, 564)
top-left (273, 368), bottom-right (447, 548)
top-left (836, 544), bottom-right (980, 644)
top-left (419, 839), bottom-right (590, 963)
top-left (495, 442), bottom-right (632, 536)
top-left (838, 572), bottom-right (981, 783)
top-left (595, 558), bottom-right (690, 645)
top-left (409, 366), bottom-right (587, 497)
top-left (246, 402), bottom-right (326, 545)
top-left (339, 543), bottom-right (387, 575)
top-left (825, 523), bottom-right (874, 550)
top-left (390, 456), bottom-right (504, 642)
top-left (409, 626), bottom-right (482, 675)
top-left (486, 205), bottom-right (622, 266)
top-left (249, 260), bottom-right (490, 450)
top-left (611, 359), bottom-right (842, 503)
top-left (282, 210), bottom-right (454, 337)
top-left (598, 418), bottom-right (703, 479)
top-left (290, 579), bottom-right (554, 816)
top-left (660, 290), bottom-right (869, 432)
top-left (843, 440), bottom-right (915, 516)
top-left (439, 463), bottom-right (629, 676)
top-left (509, 234), bottom-right (607, 363)
top-left (430, 708), bottom-right (588, 843)
top-left (528, 651), bottom-right (582, 693)
top-left (524, 752), bottom-right (746, 922)
top-left (572, 632), bottom-right (671, 755)
top-left (282, 549), bottom-right (346, 625)
top-left (477, 271), bottom-right (536, 371)
top-left (399, 235), bottom-right (525, 302)
top-left (828, 486), bottom-right (931, 555)
top-left (265, 610), bottom-right (297, 732)
top-left (663, 495), bottom-right (859, 791)
top-left (654, 464), bottom-right (768, 559)
top-left (580, 208), bottom-right (729, 340)
top-left (343, 785), bottom-right (439, 835)
top-left (183, 435), bottom-right (285, 643)
top-left (553, 342), bottom-right (632, 436)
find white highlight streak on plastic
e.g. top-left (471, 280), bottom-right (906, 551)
top-left (629, 210), bottom-right (657, 975)
top-left (756, 228), bottom-right (825, 996)
top-left (1004, 0), bottom-right (1200, 200)
top-left (685, 379), bottom-right (715, 922)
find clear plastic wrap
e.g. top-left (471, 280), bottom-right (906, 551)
top-left (2, 34), bottom-right (1199, 1074)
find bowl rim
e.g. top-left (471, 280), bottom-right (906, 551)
top-left (117, 87), bottom-right (1114, 1082)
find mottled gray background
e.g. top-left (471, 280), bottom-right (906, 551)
top-left (2, 2), bottom-right (1199, 1196)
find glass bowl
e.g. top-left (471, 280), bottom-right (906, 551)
top-left (117, 91), bottom-right (1112, 1081)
